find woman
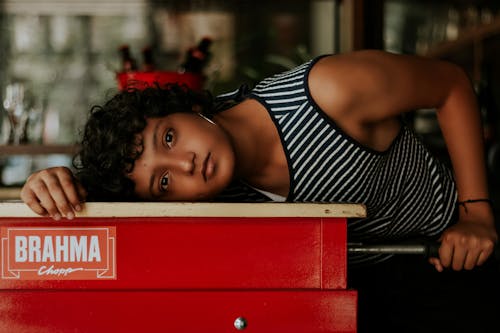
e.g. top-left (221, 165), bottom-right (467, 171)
top-left (22, 50), bottom-right (499, 331)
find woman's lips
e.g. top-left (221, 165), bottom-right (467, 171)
top-left (202, 152), bottom-right (214, 182)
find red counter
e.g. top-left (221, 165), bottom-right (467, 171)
top-left (0, 202), bottom-right (365, 333)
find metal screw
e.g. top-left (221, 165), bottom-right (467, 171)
top-left (234, 317), bottom-right (247, 330)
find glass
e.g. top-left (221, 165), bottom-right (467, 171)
top-left (2, 82), bottom-right (30, 145)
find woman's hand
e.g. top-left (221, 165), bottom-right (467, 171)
top-left (429, 205), bottom-right (498, 272)
top-left (20, 166), bottom-right (87, 220)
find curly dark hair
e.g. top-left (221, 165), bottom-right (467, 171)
top-left (74, 83), bottom-right (214, 201)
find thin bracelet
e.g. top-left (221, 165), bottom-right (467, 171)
top-left (456, 198), bottom-right (493, 213)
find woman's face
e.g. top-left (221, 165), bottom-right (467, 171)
top-left (128, 112), bottom-right (235, 201)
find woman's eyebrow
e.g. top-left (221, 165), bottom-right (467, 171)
top-left (152, 119), bottom-right (162, 151)
top-left (148, 120), bottom-right (163, 199)
top-left (148, 174), bottom-right (156, 199)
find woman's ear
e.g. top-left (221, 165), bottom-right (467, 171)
top-left (192, 103), bottom-right (215, 124)
top-left (192, 104), bottom-right (202, 113)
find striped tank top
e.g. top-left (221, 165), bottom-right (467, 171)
top-left (215, 56), bottom-right (458, 265)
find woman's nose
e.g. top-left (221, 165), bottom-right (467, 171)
top-left (165, 152), bottom-right (195, 174)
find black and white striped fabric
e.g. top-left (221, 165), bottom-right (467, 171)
top-left (216, 56), bottom-right (458, 266)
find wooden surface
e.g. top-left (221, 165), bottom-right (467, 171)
top-left (0, 144), bottom-right (79, 155)
top-left (0, 188), bottom-right (21, 200)
top-left (0, 202), bottom-right (366, 218)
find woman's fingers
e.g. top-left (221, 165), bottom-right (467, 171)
top-left (477, 247), bottom-right (493, 266)
top-left (437, 238), bottom-right (453, 268)
top-left (55, 168), bottom-right (87, 216)
top-left (20, 167), bottom-right (85, 220)
top-left (450, 243), bottom-right (467, 271)
top-left (32, 175), bottom-right (67, 220)
top-left (428, 257), bottom-right (444, 272)
top-left (438, 228), bottom-right (496, 271)
top-left (20, 188), bottom-right (49, 217)
top-left (76, 183), bottom-right (88, 208)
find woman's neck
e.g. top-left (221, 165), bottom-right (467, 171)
top-left (213, 99), bottom-right (290, 197)
top-left (213, 100), bottom-right (262, 180)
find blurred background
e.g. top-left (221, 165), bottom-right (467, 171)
top-left (0, 0), bottom-right (499, 211)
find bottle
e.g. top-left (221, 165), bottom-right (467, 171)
top-left (141, 46), bottom-right (155, 72)
top-left (179, 37), bottom-right (212, 74)
top-left (118, 45), bottom-right (138, 73)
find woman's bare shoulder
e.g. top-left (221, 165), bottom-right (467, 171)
top-left (307, 51), bottom-right (402, 151)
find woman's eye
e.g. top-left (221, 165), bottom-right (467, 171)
top-left (160, 172), bottom-right (169, 192)
top-left (165, 129), bottom-right (174, 148)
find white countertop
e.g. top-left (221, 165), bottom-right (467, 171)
top-left (0, 202), bottom-right (366, 218)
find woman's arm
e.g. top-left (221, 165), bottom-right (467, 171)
top-left (309, 50), bottom-right (497, 271)
top-left (430, 61), bottom-right (496, 271)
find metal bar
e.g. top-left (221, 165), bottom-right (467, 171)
top-left (348, 243), bottom-right (428, 255)
top-left (348, 242), bottom-right (500, 260)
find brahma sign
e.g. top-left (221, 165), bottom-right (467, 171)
top-left (1, 227), bottom-right (116, 280)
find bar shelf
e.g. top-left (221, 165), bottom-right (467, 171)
top-left (0, 144), bottom-right (79, 156)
